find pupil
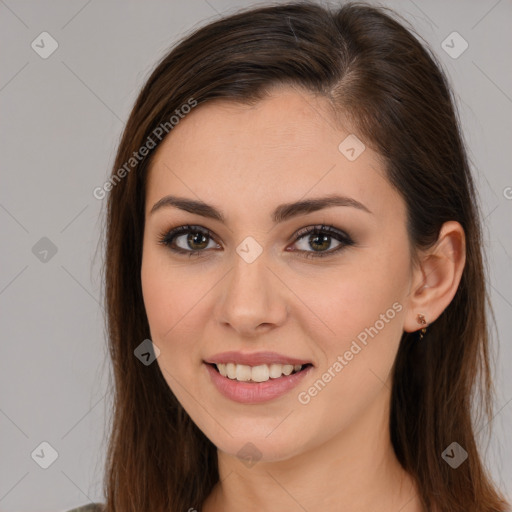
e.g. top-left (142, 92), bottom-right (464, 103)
top-left (311, 234), bottom-right (330, 251)
top-left (188, 232), bottom-right (208, 250)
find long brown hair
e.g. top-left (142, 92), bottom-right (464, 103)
top-left (101, 2), bottom-right (510, 510)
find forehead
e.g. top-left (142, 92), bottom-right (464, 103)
top-left (146, 88), bottom-right (403, 225)
top-left (154, 87), bottom-right (347, 159)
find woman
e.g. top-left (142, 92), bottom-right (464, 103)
top-left (69, 1), bottom-right (510, 511)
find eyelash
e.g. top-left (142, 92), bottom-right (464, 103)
top-left (157, 224), bottom-right (355, 259)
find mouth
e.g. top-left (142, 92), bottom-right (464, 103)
top-left (204, 360), bottom-right (314, 404)
top-left (206, 362), bottom-right (314, 383)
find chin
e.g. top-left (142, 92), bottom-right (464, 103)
top-left (208, 428), bottom-right (305, 464)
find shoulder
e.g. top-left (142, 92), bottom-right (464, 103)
top-left (65, 504), bottom-right (104, 512)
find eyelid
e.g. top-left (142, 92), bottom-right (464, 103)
top-left (290, 224), bottom-right (354, 258)
top-left (157, 223), bottom-right (355, 258)
top-left (157, 224), bottom-right (219, 250)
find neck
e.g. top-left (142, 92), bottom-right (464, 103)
top-left (202, 385), bottom-right (424, 512)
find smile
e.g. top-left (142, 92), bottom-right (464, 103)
top-left (213, 362), bottom-right (307, 382)
top-left (204, 362), bottom-right (313, 404)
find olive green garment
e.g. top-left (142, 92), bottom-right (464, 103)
top-left (66, 504), bottom-right (104, 512)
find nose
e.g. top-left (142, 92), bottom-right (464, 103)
top-left (215, 251), bottom-right (288, 337)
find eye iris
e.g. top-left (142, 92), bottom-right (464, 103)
top-left (310, 233), bottom-right (331, 251)
top-left (188, 231), bottom-right (209, 250)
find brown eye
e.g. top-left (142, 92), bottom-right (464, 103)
top-left (291, 225), bottom-right (354, 259)
top-left (158, 225), bottom-right (220, 256)
top-left (182, 231), bottom-right (210, 251)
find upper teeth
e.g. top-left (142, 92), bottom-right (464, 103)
top-left (215, 363), bottom-right (304, 382)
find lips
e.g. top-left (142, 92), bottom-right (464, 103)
top-left (204, 351), bottom-right (313, 367)
top-left (204, 361), bottom-right (313, 404)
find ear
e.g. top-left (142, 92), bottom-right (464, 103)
top-left (403, 220), bottom-right (466, 333)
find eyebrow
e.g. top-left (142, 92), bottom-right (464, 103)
top-left (149, 194), bottom-right (372, 223)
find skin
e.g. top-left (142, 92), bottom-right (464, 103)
top-left (141, 85), bottom-right (466, 512)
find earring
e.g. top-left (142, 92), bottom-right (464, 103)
top-left (416, 313), bottom-right (428, 340)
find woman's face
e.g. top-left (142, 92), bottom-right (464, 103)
top-left (141, 87), bottom-right (416, 462)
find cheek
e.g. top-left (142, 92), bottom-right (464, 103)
top-left (289, 248), bottom-right (409, 409)
top-left (141, 252), bottom-right (197, 375)
top-left (141, 245), bottom-right (199, 341)
top-left (140, 247), bottom-right (219, 387)
top-left (141, 263), bottom-right (174, 341)
top-left (291, 255), bottom-right (408, 345)
top-left (140, 253), bottom-right (202, 398)
top-left (291, 264), bottom-right (407, 446)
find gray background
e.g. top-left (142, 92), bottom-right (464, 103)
top-left (0, 0), bottom-right (510, 510)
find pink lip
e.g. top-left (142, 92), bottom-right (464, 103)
top-left (204, 362), bottom-right (313, 404)
top-left (204, 351), bottom-right (312, 366)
